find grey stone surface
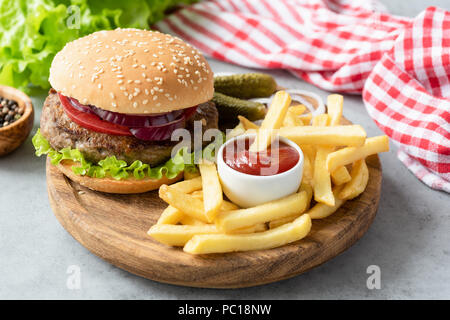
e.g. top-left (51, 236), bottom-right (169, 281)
top-left (0, 0), bottom-right (449, 300)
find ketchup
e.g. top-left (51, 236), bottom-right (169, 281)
top-left (223, 137), bottom-right (299, 176)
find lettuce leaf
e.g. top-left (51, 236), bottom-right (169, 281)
top-left (0, 0), bottom-right (197, 92)
top-left (32, 129), bottom-right (198, 180)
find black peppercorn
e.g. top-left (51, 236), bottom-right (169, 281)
top-left (0, 97), bottom-right (20, 128)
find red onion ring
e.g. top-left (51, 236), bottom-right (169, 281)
top-left (59, 93), bottom-right (199, 141)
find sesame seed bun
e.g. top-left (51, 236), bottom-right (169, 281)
top-left (49, 28), bottom-right (214, 114)
top-left (56, 160), bottom-right (183, 194)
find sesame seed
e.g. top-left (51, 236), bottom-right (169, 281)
top-left (143, 100), bottom-right (148, 105)
top-left (133, 102), bottom-right (138, 108)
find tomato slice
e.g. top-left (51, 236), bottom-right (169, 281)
top-left (59, 94), bottom-right (132, 136)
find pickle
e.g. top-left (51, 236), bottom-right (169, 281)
top-left (213, 92), bottom-right (267, 122)
top-left (214, 73), bottom-right (277, 99)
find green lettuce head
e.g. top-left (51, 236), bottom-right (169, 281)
top-left (0, 0), bottom-right (198, 92)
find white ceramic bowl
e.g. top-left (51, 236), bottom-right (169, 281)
top-left (217, 133), bottom-right (304, 208)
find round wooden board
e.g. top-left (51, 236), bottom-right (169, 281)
top-left (46, 152), bottom-right (382, 289)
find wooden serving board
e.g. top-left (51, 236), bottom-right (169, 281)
top-left (46, 154), bottom-right (382, 289)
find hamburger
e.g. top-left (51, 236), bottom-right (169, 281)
top-left (33, 28), bottom-right (217, 194)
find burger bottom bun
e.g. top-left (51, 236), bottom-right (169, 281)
top-left (56, 160), bottom-right (183, 194)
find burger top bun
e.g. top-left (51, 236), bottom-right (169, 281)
top-left (49, 28), bottom-right (214, 114)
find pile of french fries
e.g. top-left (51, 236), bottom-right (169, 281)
top-left (148, 91), bottom-right (389, 254)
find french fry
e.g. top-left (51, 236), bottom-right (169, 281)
top-left (159, 185), bottom-right (209, 223)
top-left (177, 190), bottom-right (238, 226)
top-left (226, 121), bottom-right (246, 140)
top-left (311, 113), bottom-right (334, 205)
top-left (330, 166), bottom-right (352, 185)
top-left (302, 152), bottom-right (314, 186)
top-left (156, 205), bottom-right (183, 225)
top-left (312, 114), bottom-right (330, 126)
top-left (308, 186), bottom-right (345, 219)
top-left (199, 162), bottom-right (223, 222)
top-left (183, 214), bottom-right (312, 254)
top-left (326, 135), bottom-right (389, 172)
top-left (169, 176), bottom-right (202, 194)
top-left (238, 115), bottom-right (259, 130)
top-left (283, 104), bottom-right (306, 127)
top-left (282, 110), bottom-right (299, 127)
top-left (162, 189), bottom-right (237, 225)
top-left (339, 159), bottom-right (369, 200)
top-left (148, 224), bottom-right (218, 246)
top-left (250, 91), bottom-right (291, 152)
top-left (313, 146), bottom-right (335, 206)
top-left (216, 192), bottom-right (308, 232)
top-left (269, 182), bottom-right (313, 229)
top-left (279, 125), bottom-right (366, 147)
top-left (299, 182), bottom-right (313, 209)
top-left (289, 104), bottom-right (307, 115)
top-left (221, 200), bottom-right (240, 211)
top-left (192, 191), bottom-right (239, 212)
top-left (230, 223), bottom-right (268, 234)
top-left (191, 190), bottom-right (203, 199)
top-left (299, 113), bottom-right (312, 125)
top-left (327, 94), bottom-right (343, 126)
top-left (179, 215), bottom-right (207, 226)
top-left (300, 145), bottom-right (316, 163)
top-left (326, 94), bottom-right (351, 183)
top-left (269, 215), bottom-right (297, 229)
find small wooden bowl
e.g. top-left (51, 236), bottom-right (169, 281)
top-left (0, 85), bottom-right (34, 156)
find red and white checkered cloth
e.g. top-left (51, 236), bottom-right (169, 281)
top-left (156, 0), bottom-right (450, 193)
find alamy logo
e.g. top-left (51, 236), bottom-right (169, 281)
top-left (66, 265), bottom-right (81, 290)
top-left (66, 5), bottom-right (80, 30)
top-left (366, 265), bottom-right (381, 290)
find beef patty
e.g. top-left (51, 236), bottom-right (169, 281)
top-left (40, 89), bottom-right (219, 166)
